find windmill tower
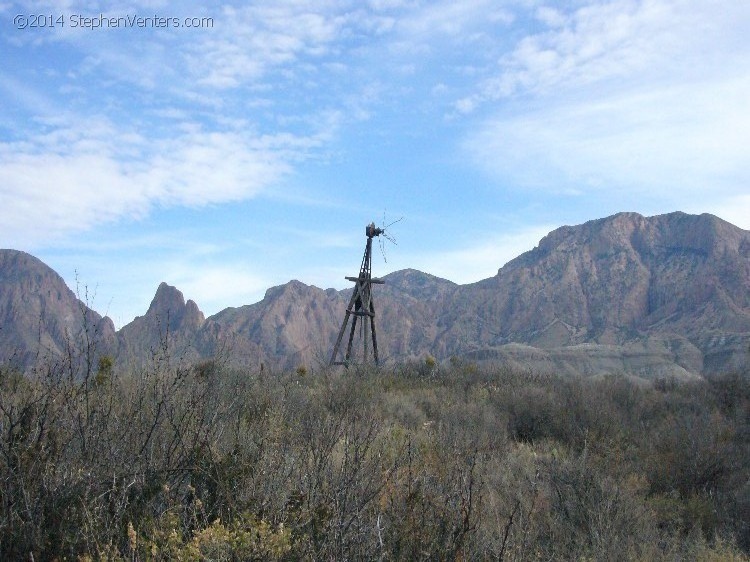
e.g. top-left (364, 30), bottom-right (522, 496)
top-left (329, 222), bottom-right (386, 366)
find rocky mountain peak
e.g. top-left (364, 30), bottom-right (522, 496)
top-left (183, 300), bottom-right (206, 331)
top-left (148, 282), bottom-right (186, 315)
top-left (0, 249), bottom-right (68, 292)
top-left (2, 211), bottom-right (748, 378)
top-left (381, 269), bottom-right (458, 301)
top-left (263, 280), bottom-right (313, 301)
top-left (141, 282), bottom-right (205, 332)
top-left (0, 249), bottom-right (115, 367)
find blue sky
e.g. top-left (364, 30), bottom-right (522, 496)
top-left (1, 0), bottom-right (749, 328)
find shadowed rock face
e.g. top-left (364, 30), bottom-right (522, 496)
top-left (206, 213), bottom-right (748, 376)
top-left (143, 282), bottom-right (206, 332)
top-left (428, 212), bottom-right (750, 375)
top-left (434, 212), bottom-right (750, 353)
top-left (116, 282), bottom-right (264, 370)
top-left (2, 212), bottom-right (749, 378)
top-left (0, 249), bottom-right (116, 369)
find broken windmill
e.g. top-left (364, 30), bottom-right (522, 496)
top-left (329, 220), bottom-right (399, 366)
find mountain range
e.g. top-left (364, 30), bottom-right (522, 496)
top-left (2, 211), bottom-right (748, 380)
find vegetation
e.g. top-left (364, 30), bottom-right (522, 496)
top-left (1, 339), bottom-right (748, 560)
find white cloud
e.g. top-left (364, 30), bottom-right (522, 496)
top-left (397, 0), bottom-right (511, 38)
top-left (186, 3), bottom-right (353, 89)
top-left (167, 262), bottom-right (272, 316)
top-left (457, 0), bottom-right (750, 111)
top-left (0, 118), bottom-right (319, 247)
top-left (0, 73), bottom-right (60, 118)
top-left (392, 225), bottom-right (554, 284)
top-left (459, 0), bottom-right (750, 208)
top-left (465, 74), bottom-right (750, 195)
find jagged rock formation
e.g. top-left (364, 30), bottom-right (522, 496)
top-left (434, 212), bottom-right (750, 374)
top-left (1, 212), bottom-right (748, 378)
top-left (209, 270), bottom-right (459, 369)
top-left (116, 282), bottom-right (264, 370)
top-left (0, 249), bottom-right (116, 370)
top-left (212, 281), bottom-right (345, 368)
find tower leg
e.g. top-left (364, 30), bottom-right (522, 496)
top-left (345, 314), bottom-right (358, 362)
top-left (330, 289), bottom-right (358, 365)
top-left (330, 226), bottom-right (384, 367)
top-left (370, 300), bottom-right (379, 365)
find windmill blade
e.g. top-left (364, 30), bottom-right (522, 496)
top-left (375, 212), bottom-right (402, 263)
top-left (380, 212), bottom-right (402, 249)
top-left (379, 237), bottom-right (389, 262)
top-left (383, 215), bottom-right (403, 230)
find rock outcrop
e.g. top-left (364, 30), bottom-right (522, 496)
top-left (2, 212), bottom-right (748, 378)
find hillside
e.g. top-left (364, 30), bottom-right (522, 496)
top-left (1, 212), bottom-right (748, 377)
top-left (0, 249), bottom-right (116, 370)
top-left (116, 282), bottom-right (254, 368)
top-left (434, 212), bottom-right (750, 374)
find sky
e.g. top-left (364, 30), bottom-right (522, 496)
top-left (1, 0), bottom-right (749, 328)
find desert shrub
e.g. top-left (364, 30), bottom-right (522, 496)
top-left (506, 385), bottom-right (558, 443)
top-left (2, 342), bottom-right (749, 560)
top-left (709, 371), bottom-right (750, 419)
top-left (543, 447), bottom-right (655, 560)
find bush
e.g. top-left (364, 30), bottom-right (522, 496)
top-left (1, 345), bottom-right (748, 560)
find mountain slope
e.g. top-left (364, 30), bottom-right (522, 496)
top-left (117, 282), bottom-right (264, 369)
top-left (1, 211), bottom-right (748, 377)
top-left (0, 249), bottom-right (116, 370)
top-left (209, 270), bottom-right (459, 369)
top-left (435, 212), bottom-right (750, 372)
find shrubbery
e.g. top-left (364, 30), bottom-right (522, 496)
top-left (1, 343), bottom-right (748, 560)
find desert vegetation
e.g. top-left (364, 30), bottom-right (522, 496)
top-left (1, 333), bottom-right (748, 560)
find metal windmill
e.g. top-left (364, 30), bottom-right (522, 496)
top-left (330, 222), bottom-right (392, 366)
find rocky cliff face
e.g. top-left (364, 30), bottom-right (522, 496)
top-left (212, 281), bottom-right (345, 369)
top-left (116, 282), bottom-right (263, 370)
top-left (2, 212), bottom-right (748, 378)
top-left (209, 270), bottom-right (459, 370)
top-left (0, 249), bottom-right (116, 370)
top-left (203, 214), bottom-right (748, 376)
top-left (432, 212), bottom-right (750, 373)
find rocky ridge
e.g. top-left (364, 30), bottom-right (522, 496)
top-left (1, 211), bottom-right (748, 379)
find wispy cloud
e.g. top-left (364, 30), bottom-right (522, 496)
top-left (457, 0), bottom-right (749, 110)
top-left (395, 0), bottom-right (512, 41)
top-left (3, 0), bottom-right (748, 329)
top-left (186, 3), bottom-right (353, 89)
top-left (459, 0), bottom-right (750, 212)
top-left (163, 261), bottom-right (272, 314)
top-left (0, 117), bottom-right (320, 247)
top-left (0, 1), bottom-right (393, 251)
top-left (465, 74), bottom-right (750, 194)
top-left (393, 225), bottom-right (554, 284)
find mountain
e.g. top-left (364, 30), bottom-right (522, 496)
top-left (117, 282), bottom-right (264, 370)
top-left (0, 249), bottom-right (116, 370)
top-left (433, 212), bottom-right (750, 374)
top-left (209, 269), bottom-right (459, 370)
top-left (1, 212), bottom-right (748, 378)
top-left (118, 282), bottom-right (208, 365)
top-left (211, 281), bottom-right (345, 369)
top-left (206, 212), bottom-right (748, 376)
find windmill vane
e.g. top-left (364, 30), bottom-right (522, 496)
top-left (366, 222), bottom-right (384, 238)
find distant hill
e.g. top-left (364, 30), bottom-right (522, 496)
top-left (433, 212), bottom-right (750, 375)
top-left (117, 282), bottom-right (236, 368)
top-left (0, 249), bottom-right (116, 370)
top-left (1, 212), bottom-right (748, 378)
